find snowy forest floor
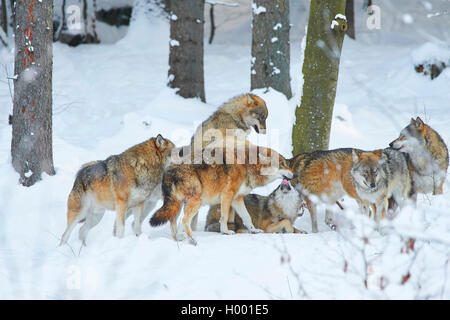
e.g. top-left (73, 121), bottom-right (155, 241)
top-left (0, 14), bottom-right (450, 299)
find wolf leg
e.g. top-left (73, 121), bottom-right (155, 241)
top-left (132, 203), bottom-right (145, 236)
top-left (183, 197), bottom-right (202, 245)
top-left (266, 219), bottom-right (293, 233)
top-left (325, 209), bottom-right (337, 231)
top-left (61, 207), bottom-right (87, 246)
top-left (220, 192), bottom-right (235, 235)
top-left (190, 214), bottom-right (199, 232)
top-left (231, 196), bottom-right (262, 233)
top-left (78, 210), bottom-right (104, 246)
top-left (114, 199), bottom-right (128, 238)
top-left (305, 197), bottom-right (318, 233)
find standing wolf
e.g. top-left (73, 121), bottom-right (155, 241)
top-left (150, 145), bottom-right (294, 245)
top-left (390, 117), bottom-right (448, 198)
top-left (177, 93), bottom-right (269, 231)
top-left (60, 134), bottom-right (175, 245)
top-left (205, 179), bottom-right (306, 234)
top-left (289, 148), bottom-right (360, 233)
top-left (350, 148), bottom-right (411, 221)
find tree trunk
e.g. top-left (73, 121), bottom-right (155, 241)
top-left (251, 0), bottom-right (291, 99)
top-left (1, 0), bottom-right (7, 35)
top-left (292, 0), bottom-right (347, 155)
top-left (11, 0), bottom-right (55, 186)
top-left (345, 0), bottom-right (355, 39)
top-left (168, 0), bottom-right (205, 102)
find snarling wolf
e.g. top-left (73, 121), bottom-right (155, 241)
top-left (205, 179), bottom-right (306, 234)
top-left (149, 144), bottom-right (294, 245)
top-left (60, 134), bottom-right (175, 245)
top-left (390, 117), bottom-right (448, 199)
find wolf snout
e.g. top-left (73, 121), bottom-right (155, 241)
top-left (283, 173), bottom-right (297, 180)
top-left (389, 142), bottom-right (393, 148)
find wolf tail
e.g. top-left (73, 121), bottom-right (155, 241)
top-left (150, 196), bottom-right (182, 226)
top-left (60, 183), bottom-right (84, 245)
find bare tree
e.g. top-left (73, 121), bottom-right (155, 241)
top-left (251, 0), bottom-right (291, 99)
top-left (11, 0), bottom-right (55, 186)
top-left (168, 0), bottom-right (205, 102)
top-left (292, 0), bottom-right (347, 154)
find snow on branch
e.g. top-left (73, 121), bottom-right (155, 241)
top-left (206, 0), bottom-right (238, 7)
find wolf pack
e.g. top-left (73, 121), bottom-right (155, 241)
top-left (60, 93), bottom-right (449, 246)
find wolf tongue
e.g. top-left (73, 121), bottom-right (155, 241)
top-left (282, 179), bottom-right (289, 186)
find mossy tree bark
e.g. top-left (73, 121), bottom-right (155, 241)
top-left (251, 0), bottom-right (291, 99)
top-left (168, 0), bottom-right (205, 102)
top-left (292, 0), bottom-right (347, 155)
top-left (11, 0), bottom-right (55, 186)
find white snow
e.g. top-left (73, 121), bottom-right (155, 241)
top-left (273, 23), bottom-right (282, 31)
top-left (252, 3), bottom-right (266, 15)
top-left (402, 13), bottom-right (414, 24)
top-left (411, 42), bottom-right (450, 65)
top-left (0, 2), bottom-right (449, 300)
top-left (169, 39), bottom-right (180, 47)
top-left (334, 13), bottom-right (347, 21)
top-left (331, 20), bottom-right (339, 30)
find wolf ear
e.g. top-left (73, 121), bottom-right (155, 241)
top-left (415, 117), bottom-right (424, 129)
top-left (155, 134), bottom-right (165, 148)
top-left (247, 94), bottom-right (255, 105)
top-left (374, 149), bottom-right (383, 159)
top-left (352, 150), bottom-right (360, 164)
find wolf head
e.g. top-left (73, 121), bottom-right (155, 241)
top-left (389, 117), bottom-right (428, 153)
top-left (272, 179), bottom-right (304, 219)
top-left (351, 149), bottom-right (385, 191)
top-left (256, 147), bottom-right (295, 183)
top-left (154, 134), bottom-right (176, 165)
top-left (241, 94), bottom-right (268, 134)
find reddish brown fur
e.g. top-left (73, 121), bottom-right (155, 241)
top-left (61, 135), bottom-right (175, 245)
top-left (289, 148), bottom-right (363, 232)
top-left (150, 145), bottom-right (293, 243)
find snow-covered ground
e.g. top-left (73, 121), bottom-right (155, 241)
top-left (0, 4), bottom-right (450, 299)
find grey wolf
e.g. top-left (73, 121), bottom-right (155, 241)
top-left (350, 148), bottom-right (411, 221)
top-left (149, 145), bottom-right (294, 245)
top-left (60, 134), bottom-right (175, 245)
top-left (390, 117), bottom-right (448, 198)
top-left (205, 179), bottom-right (306, 234)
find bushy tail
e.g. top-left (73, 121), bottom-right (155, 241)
top-left (60, 186), bottom-right (84, 245)
top-left (150, 197), bottom-right (182, 227)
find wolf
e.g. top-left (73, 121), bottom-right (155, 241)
top-left (60, 134), bottom-right (175, 245)
top-left (205, 179), bottom-right (306, 234)
top-left (175, 94), bottom-right (268, 231)
top-left (149, 144), bottom-right (295, 245)
top-left (350, 148), bottom-right (411, 221)
top-left (289, 148), bottom-right (366, 233)
top-left (389, 117), bottom-right (448, 198)
top-left (191, 93), bottom-right (268, 149)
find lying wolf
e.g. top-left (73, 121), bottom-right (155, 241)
top-left (205, 179), bottom-right (306, 234)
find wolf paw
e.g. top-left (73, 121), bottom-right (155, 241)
top-left (250, 228), bottom-right (264, 234)
top-left (294, 228), bottom-right (308, 234)
top-left (189, 238), bottom-right (198, 246)
top-left (222, 229), bottom-right (235, 235)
